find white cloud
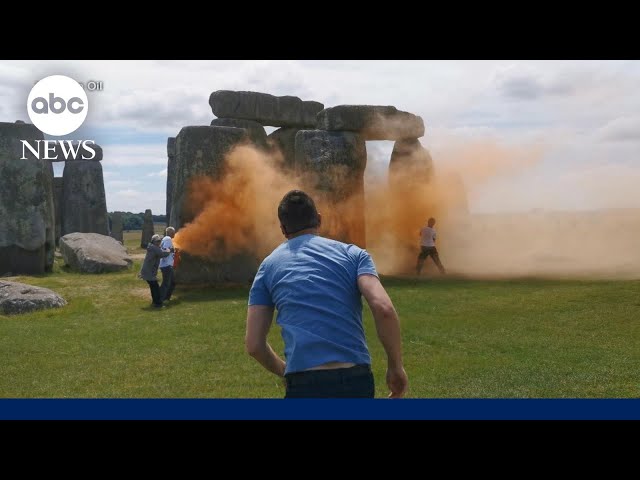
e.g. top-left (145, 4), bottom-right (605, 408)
top-left (102, 144), bottom-right (167, 167)
top-left (596, 116), bottom-right (640, 142)
top-left (107, 188), bottom-right (166, 214)
top-left (147, 168), bottom-right (167, 177)
top-left (105, 179), bottom-right (141, 189)
top-left (2, 60), bottom-right (640, 213)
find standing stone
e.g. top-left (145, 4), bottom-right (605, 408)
top-left (295, 130), bottom-right (367, 247)
top-left (267, 127), bottom-right (299, 172)
top-left (61, 161), bottom-right (109, 237)
top-left (388, 138), bottom-right (434, 188)
top-left (387, 139), bottom-right (438, 272)
top-left (166, 137), bottom-right (176, 227)
top-left (140, 209), bottom-right (154, 248)
top-left (209, 90), bottom-right (324, 128)
top-left (110, 212), bottom-right (124, 243)
top-left (0, 122), bottom-right (55, 275)
top-left (53, 177), bottom-right (64, 246)
top-left (317, 105), bottom-right (425, 140)
top-left (170, 126), bottom-right (248, 232)
top-left (210, 118), bottom-right (268, 149)
top-left (171, 125), bottom-right (256, 284)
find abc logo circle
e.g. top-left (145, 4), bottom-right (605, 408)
top-left (27, 75), bottom-right (88, 136)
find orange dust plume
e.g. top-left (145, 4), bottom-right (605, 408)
top-left (172, 135), bottom-right (640, 281)
top-left (173, 145), bottom-right (298, 261)
top-left (363, 139), bottom-right (547, 275)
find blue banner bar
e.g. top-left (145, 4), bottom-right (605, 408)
top-left (1, 399), bottom-right (639, 420)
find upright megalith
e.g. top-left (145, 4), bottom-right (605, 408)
top-left (388, 138), bottom-right (434, 188)
top-left (210, 118), bottom-right (268, 148)
top-left (387, 139), bottom-right (440, 271)
top-left (267, 127), bottom-right (299, 172)
top-left (110, 212), bottom-right (123, 243)
top-left (140, 209), bottom-right (154, 248)
top-left (209, 90), bottom-right (324, 128)
top-left (170, 126), bottom-right (248, 230)
top-left (61, 160), bottom-right (109, 237)
top-left (166, 137), bottom-right (176, 227)
top-left (171, 125), bottom-right (256, 284)
top-left (317, 105), bottom-right (425, 140)
top-left (295, 130), bottom-right (367, 247)
top-left (0, 121), bottom-right (55, 275)
top-left (53, 177), bottom-right (64, 246)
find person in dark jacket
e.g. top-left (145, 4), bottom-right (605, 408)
top-left (139, 234), bottom-right (172, 308)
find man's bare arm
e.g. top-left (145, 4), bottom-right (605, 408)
top-left (245, 305), bottom-right (286, 377)
top-left (357, 274), bottom-right (408, 398)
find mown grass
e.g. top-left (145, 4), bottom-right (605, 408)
top-left (1, 243), bottom-right (638, 398)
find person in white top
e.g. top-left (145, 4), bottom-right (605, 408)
top-left (416, 217), bottom-right (446, 275)
top-left (159, 226), bottom-right (177, 302)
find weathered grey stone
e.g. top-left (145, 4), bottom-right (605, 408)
top-left (0, 122), bottom-right (55, 275)
top-left (209, 90), bottom-right (324, 128)
top-left (210, 118), bottom-right (268, 148)
top-left (167, 136), bottom-right (176, 157)
top-left (175, 252), bottom-right (258, 285)
top-left (59, 232), bottom-right (132, 273)
top-left (110, 212), bottom-right (123, 243)
top-left (53, 177), bottom-right (63, 246)
top-left (171, 125), bottom-right (257, 284)
top-left (61, 161), bottom-right (109, 236)
top-left (295, 130), bottom-right (367, 247)
top-left (141, 209), bottom-right (155, 248)
top-left (170, 126), bottom-right (248, 231)
top-left (0, 280), bottom-right (66, 315)
top-left (48, 142), bottom-right (103, 161)
top-left (389, 138), bottom-right (434, 187)
top-left (316, 105), bottom-right (425, 140)
top-left (166, 137), bottom-right (176, 227)
top-left (267, 127), bottom-right (298, 172)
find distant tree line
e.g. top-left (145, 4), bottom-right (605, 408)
top-left (108, 212), bottom-right (167, 231)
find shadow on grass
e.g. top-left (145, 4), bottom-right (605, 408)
top-left (139, 304), bottom-right (165, 312)
top-left (168, 284), bottom-right (249, 303)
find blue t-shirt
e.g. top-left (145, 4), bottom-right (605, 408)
top-left (248, 234), bottom-right (378, 375)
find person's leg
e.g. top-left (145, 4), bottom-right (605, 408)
top-left (285, 365), bottom-right (375, 398)
top-left (416, 247), bottom-right (428, 275)
top-left (147, 280), bottom-right (162, 306)
top-left (159, 267), bottom-right (170, 301)
top-left (165, 266), bottom-right (176, 301)
top-left (430, 247), bottom-right (446, 275)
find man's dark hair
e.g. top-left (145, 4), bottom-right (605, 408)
top-left (278, 190), bottom-right (319, 235)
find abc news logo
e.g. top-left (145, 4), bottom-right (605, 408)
top-left (21, 74), bottom-right (96, 161)
top-left (30, 93), bottom-right (85, 115)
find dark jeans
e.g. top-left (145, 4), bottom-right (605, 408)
top-left (284, 364), bottom-right (375, 398)
top-left (160, 266), bottom-right (176, 301)
top-left (147, 280), bottom-right (162, 306)
top-left (416, 246), bottom-right (446, 275)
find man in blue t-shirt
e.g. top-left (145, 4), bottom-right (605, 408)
top-left (246, 190), bottom-right (408, 398)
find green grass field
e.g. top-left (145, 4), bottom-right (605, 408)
top-left (1, 230), bottom-right (638, 398)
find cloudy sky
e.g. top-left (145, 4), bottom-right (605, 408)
top-left (1, 60), bottom-right (639, 214)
